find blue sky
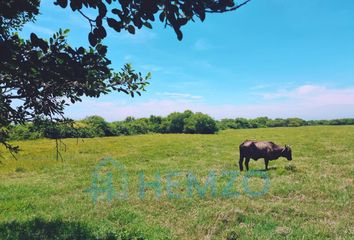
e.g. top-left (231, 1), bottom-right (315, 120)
top-left (21, 0), bottom-right (354, 120)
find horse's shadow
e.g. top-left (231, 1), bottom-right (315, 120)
top-left (234, 164), bottom-right (277, 172)
top-left (259, 167), bottom-right (277, 171)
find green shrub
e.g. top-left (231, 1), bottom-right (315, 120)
top-left (128, 119), bottom-right (150, 135)
top-left (184, 113), bottom-right (218, 134)
top-left (109, 122), bottom-right (130, 136)
top-left (8, 124), bottom-right (43, 140)
top-left (82, 116), bottom-right (111, 137)
top-left (166, 112), bottom-right (188, 133)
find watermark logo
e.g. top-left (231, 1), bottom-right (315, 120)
top-left (85, 157), bottom-right (128, 204)
top-left (86, 157), bottom-right (270, 204)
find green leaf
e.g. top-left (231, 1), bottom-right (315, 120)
top-left (54, 0), bottom-right (67, 8)
top-left (143, 22), bottom-right (152, 29)
top-left (88, 32), bottom-right (97, 46)
top-left (107, 18), bottom-right (121, 32)
top-left (127, 25), bottom-right (135, 34)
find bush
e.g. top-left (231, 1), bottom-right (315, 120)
top-left (82, 116), bottom-right (111, 137)
top-left (184, 113), bottom-right (218, 134)
top-left (266, 118), bottom-right (286, 127)
top-left (166, 111), bottom-right (189, 133)
top-left (286, 118), bottom-right (306, 127)
top-left (249, 117), bottom-right (269, 128)
top-left (9, 124), bottom-right (43, 140)
top-left (234, 118), bottom-right (252, 129)
top-left (158, 119), bottom-right (170, 133)
top-left (128, 119), bottom-right (150, 135)
top-left (109, 122), bottom-right (130, 136)
top-left (148, 115), bottom-right (163, 132)
top-left (217, 119), bottom-right (238, 130)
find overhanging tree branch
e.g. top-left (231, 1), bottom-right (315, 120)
top-left (205, 0), bottom-right (251, 13)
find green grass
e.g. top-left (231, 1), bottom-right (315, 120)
top-left (0, 126), bottom-right (353, 239)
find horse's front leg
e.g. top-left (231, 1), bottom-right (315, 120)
top-left (245, 158), bottom-right (250, 171)
top-left (264, 158), bottom-right (269, 171)
top-left (239, 155), bottom-right (244, 171)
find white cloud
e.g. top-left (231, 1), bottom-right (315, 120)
top-left (66, 85), bottom-right (354, 121)
top-left (156, 92), bottom-right (203, 100)
top-left (255, 84), bottom-right (354, 104)
top-left (66, 98), bottom-right (354, 121)
top-left (295, 84), bottom-right (325, 94)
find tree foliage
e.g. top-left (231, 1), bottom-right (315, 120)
top-left (7, 110), bottom-right (219, 140)
top-left (0, 0), bottom-right (250, 155)
top-left (0, 0), bottom-right (40, 38)
top-left (184, 112), bottom-right (217, 134)
top-left (54, 0), bottom-right (251, 43)
top-left (217, 117), bottom-right (354, 130)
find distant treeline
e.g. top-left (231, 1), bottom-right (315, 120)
top-left (218, 117), bottom-right (354, 129)
top-left (7, 110), bottom-right (354, 140)
top-left (8, 110), bottom-right (217, 140)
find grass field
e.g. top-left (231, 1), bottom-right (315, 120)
top-left (0, 126), bottom-right (353, 239)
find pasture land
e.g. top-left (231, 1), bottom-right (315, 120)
top-left (0, 126), bottom-right (353, 239)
